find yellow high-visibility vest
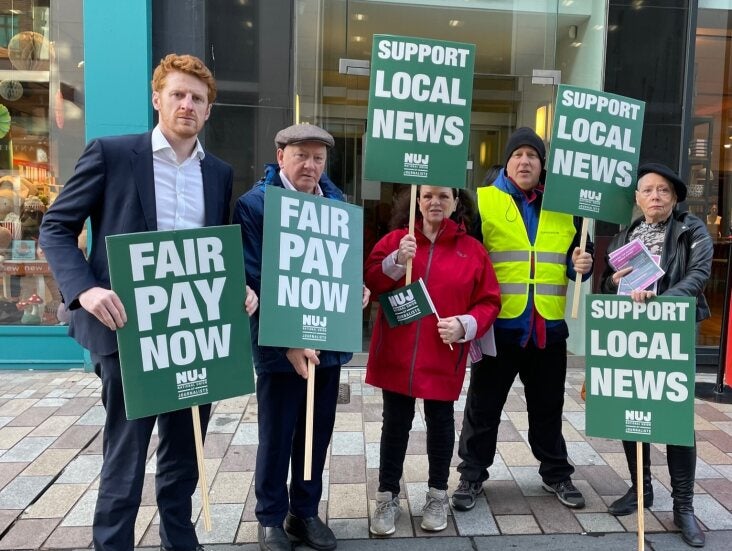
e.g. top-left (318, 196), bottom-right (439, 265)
top-left (477, 186), bottom-right (576, 319)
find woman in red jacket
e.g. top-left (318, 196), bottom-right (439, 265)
top-left (365, 185), bottom-right (501, 536)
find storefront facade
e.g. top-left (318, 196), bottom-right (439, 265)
top-left (0, 0), bottom-right (729, 368)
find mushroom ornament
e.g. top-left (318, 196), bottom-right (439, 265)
top-left (21, 293), bottom-right (43, 324)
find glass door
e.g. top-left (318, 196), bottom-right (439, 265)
top-left (293, 0), bottom-right (605, 346)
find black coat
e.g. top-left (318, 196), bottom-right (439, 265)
top-left (600, 210), bottom-right (713, 322)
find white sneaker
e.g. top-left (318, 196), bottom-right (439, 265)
top-left (370, 490), bottom-right (401, 536)
top-left (420, 487), bottom-right (448, 531)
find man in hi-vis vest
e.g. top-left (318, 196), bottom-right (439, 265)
top-left (451, 127), bottom-right (594, 512)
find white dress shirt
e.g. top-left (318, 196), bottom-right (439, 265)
top-left (152, 125), bottom-right (206, 230)
top-left (279, 170), bottom-right (323, 197)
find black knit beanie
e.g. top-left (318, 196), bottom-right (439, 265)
top-left (504, 127), bottom-right (546, 168)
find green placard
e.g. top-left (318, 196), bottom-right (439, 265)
top-left (107, 225), bottom-right (254, 420)
top-left (364, 34), bottom-right (475, 188)
top-left (544, 85), bottom-right (645, 225)
top-left (258, 186), bottom-right (364, 352)
top-left (378, 278), bottom-right (435, 327)
top-left (585, 295), bottom-right (695, 446)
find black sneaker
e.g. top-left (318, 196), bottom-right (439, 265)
top-left (451, 479), bottom-right (483, 511)
top-left (542, 479), bottom-right (585, 509)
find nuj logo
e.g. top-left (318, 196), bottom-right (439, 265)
top-left (625, 410), bottom-right (651, 422)
top-left (580, 189), bottom-right (602, 201)
top-left (404, 153), bottom-right (429, 165)
top-left (303, 314), bottom-right (327, 327)
top-left (388, 289), bottom-right (414, 308)
top-left (176, 368), bottom-right (207, 385)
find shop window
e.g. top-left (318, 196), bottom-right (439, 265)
top-left (0, 0), bottom-right (84, 326)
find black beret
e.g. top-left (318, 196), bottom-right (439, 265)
top-left (637, 163), bottom-right (687, 202)
top-left (504, 127), bottom-right (546, 168)
top-left (275, 123), bottom-right (335, 149)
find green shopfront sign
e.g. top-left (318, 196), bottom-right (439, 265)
top-left (107, 225), bottom-right (254, 420)
top-left (364, 35), bottom-right (475, 187)
top-left (585, 295), bottom-right (695, 446)
top-left (258, 186), bottom-right (364, 352)
top-left (544, 85), bottom-right (645, 225)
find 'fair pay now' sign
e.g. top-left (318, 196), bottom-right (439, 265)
top-left (258, 186), bottom-right (364, 352)
top-left (107, 225), bottom-right (254, 420)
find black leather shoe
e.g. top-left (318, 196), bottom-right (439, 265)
top-left (608, 487), bottom-right (654, 516)
top-left (257, 524), bottom-right (293, 551)
top-left (674, 511), bottom-right (706, 547)
top-left (284, 512), bottom-right (336, 551)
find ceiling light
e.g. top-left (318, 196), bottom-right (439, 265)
top-left (243, 20), bottom-right (253, 28)
top-left (570, 41), bottom-right (582, 48)
top-left (449, 20), bottom-right (464, 28)
top-left (593, 25), bottom-right (604, 31)
top-left (353, 36), bottom-right (364, 43)
top-left (353, 13), bottom-right (367, 21)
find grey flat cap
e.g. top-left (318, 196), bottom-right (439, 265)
top-left (275, 123), bottom-right (335, 149)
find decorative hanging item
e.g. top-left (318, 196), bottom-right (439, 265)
top-left (7, 31), bottom-right (50, 71)
top-left (0, 80), bottom-right (23, 102)
top-left (0, 104), bottom-right (10, 139)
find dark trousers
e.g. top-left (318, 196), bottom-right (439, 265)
top-left (378, 389), bottom-right (455, 495)
top-left (91, 352), bottom-right (209, 551)
top-left (457, 340), bottom-right (574, 485)
top-left (254, 367), bottom-right (341, 526)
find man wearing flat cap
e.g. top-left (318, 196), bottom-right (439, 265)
top-left (233, 123), bottom-right (368, 551)
top-left (600, 162), bottom-right (711, 548)
top-left (452, 127), bottom-right (593, 513)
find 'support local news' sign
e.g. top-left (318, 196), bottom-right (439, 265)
top-left (364, 35), bottom-right (475, 187)
top-left (584, 295), bottom-right (695, 446)
top-left (258, 186), bottom-right (364, 352)
top-left (107, 225), bottom-right (254, 420)
top-left (543, 85), bottom-right (645, 225)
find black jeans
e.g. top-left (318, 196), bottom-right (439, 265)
top-left (378, 389), bottom-right (455, 495)
top-left (457, 339), bottom-right (574, 485)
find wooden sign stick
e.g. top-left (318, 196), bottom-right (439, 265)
top-left (405, 184), bottom-right (417, 285)
top-left (304, 358), bottom-right (316, 480)
top-left (191, 405), bottom-right (212, 531)
top-left (637, 441), bottom-right (645, 551)
top-left (570, 217), bottom-right (590, 319)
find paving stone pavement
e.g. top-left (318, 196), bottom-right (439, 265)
top-left (0, 366), bottom-right (731, 550)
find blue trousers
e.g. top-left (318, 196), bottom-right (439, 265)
top-left (254, 366), bottom-right (341, 526)
top-left (91, 352), bottom-right (209, 551)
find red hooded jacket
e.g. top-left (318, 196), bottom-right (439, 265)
top-left (365, 218), bottom-right (501, 401)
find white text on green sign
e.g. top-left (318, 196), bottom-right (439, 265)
top-left (130, 237), bottom-right (230, 372)
top-left (588, 299), bottom-right (691, 403)
top-left (279, 196), bottom-right (350, 313)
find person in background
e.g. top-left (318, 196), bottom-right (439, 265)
top-left (40, 54), bottom-right (258, 551)
top-left (365, 185), bottom-right (501, 536)
top-left (233, 123), bottom-right (370, 551)
top-left (600, 163), bottom-right (712, 548)
top-left (452, 127), bottom-right (593, 513)
top-left (706, 203), bottom-right (721, 226)
top-left (482, 163), bottom-right (504, 186)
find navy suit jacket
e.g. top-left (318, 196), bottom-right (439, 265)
top-left (39, 131), bottom-right (234, 355)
